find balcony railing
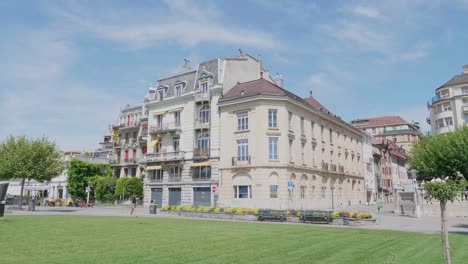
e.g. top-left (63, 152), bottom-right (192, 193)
top-left (232, 156), bottom-right (251, 166)
top-left (168, 176), bottom-right (181, 182)
top-left (427, 93), bottom-right (450, 106)
top-left (119, 121), bottom-right (140, 128)
top-left (321, 162), bottom-right (329, 171)
top-left (195, 119), bottom-right (210, 130)
top-left (195, 92), bottom-right (210, 103)
top-left (382, 129), bottom-right (416, 135)
top-left (193, 148), bottom-right (210, 158)
top-left (149, 123), bottom-right (181, 134)
top-left (145, 151), bottom-right (185, 162)
top-left (330, 164), bottom-right (337, 172)
top-left (123, 158), bottom-right (138, 164)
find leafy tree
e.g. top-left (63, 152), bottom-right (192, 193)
top-left (411, 127), bottom-right (468, 264)
top-left (92, 176), bottom-right (116, 201)
top-left (410, 127), bottom-right (468, 181)
top-left (115, 177), bottom-right (143, 200)
top-left (67, 159), bottom-right (109, 200)
top-left (0, 136), bottom-right (64, 209)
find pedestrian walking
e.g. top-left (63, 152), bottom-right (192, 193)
top-left (130, 194), bottom-right (137, 216)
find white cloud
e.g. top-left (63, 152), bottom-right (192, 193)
top-left (351, 6), bottom-right (382, 19)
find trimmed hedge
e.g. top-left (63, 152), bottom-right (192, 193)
top-left (161, 205), bottom-right (259, 215)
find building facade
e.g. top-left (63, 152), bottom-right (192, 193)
top-left (217, 78), bottom-right (366, 210)
top-left (110, 105), bottom-right (146, 178)
top-left (427, 65), bottom-right (468, 135)
top-left (351, 116), bottom-right (422, 153)
top-left (142, 55), bottom-right (270, 207)
top-left (362, 132), bottom-right (376, 204)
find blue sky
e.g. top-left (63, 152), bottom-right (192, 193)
top-left (1, 0), bottom-right (468, 151)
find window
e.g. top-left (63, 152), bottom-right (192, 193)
top-left (237, 112), bottom-right (248, 131)
top-left (321, 187), bottom-right (326, 198)
top-left (289, 139), bottom-right (293, 162)
top-left (125, 133), bottom-right (129, 141)
top-left (234, 185), bottom-right (251, 198)
top-left (372, 128), bottom-right (376, 134)
top-left (200, 81), bottom-right (209, 93)
top-left (442, 102), bottom-right (451, 111)
top-left (237, 139), bottom-right (249, 160)
top-left (270, 185), bottom-right (278, 198)
top-left (444, 117), bottom-right (453, 126)
top-left (125, 150), bottom-right (129, 160)
top-left (288, 112), bottom-right (292, 129)
top-left (133, 149), bottom-right (137, 160)
top-left (175, 85), bottom-right (182, 97)
top-left (301, 117), bottom-right (305, 134)
top-left (464, 114), bottom-right (468, 123)
top-left (269, 137), bottom-right (278, 160)
top-left (173, 139), bottom-right (180, 152)
top-left (300, 186), bottom-right (306, 199)
top-left (301, 143), bottom-right (305, 164)
top-left (439, 89), bottom-right (450, 98)
top-left (268, 110), bottom-right (277, 128)
top-left (154, 115), bottom-right (163, 128)
top-left (142, 146), bottom-right (147, 154)
top-left (320, 125), bottom-right (324, 141)
top-left (463, 87), bottom-right (468, 95)
top-left (436, 118), bottom-right (445, 128)
top-left (169, 166), bottom-right (182, 182)
top-left (150, 169), bottom-right (163, 181)
top-left (199, 106), bottom-right (210, 124)
top-left (393, 137), bottom-right (397, 142)
top-left (133, 131), bottom-right (137, 139)
top-left (329, 129), bottom-right (333, 144)
top-left (192, 166), bottom-right (211, 180)
top-left (158, 89), bottom-right (165, 101)
top-left (197, 133), bottom-right (210, 149)
top-left (311, 145), bottom-right (316, 166)
top-left (311, 121), bottom-right (315, 137)
top-left (174, 111), bottom-right (181, 127)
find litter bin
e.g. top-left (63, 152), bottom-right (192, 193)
top-left (149, 203), bottom-right (157, 214)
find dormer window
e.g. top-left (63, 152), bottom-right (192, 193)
top-left (157, 86), bottom-right (168, 101)
top-left (200, 81), bottom-right (209, 93)
top-left (175, 85), bottom-right (182, 97)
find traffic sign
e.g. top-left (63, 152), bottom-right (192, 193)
top-left (211, 185), bottom-right (217, 193)
top-left (85, 187), bottom-right (92, 193)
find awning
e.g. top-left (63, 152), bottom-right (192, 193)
top-left (190, 162), bottom-right (211, 167)
top-left (168, 107), bottom-right (184, 113)
top-left (149, 138), bottom-right (160, 147)
top-left (152, 111), bottom-right (166, 116)
top-left (146, 165), bottom-right (162, 170)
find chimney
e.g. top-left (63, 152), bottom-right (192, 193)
top-left (238, 49), bottom-right (243, 57)
top-left (463, 65), bottom-right (468, 74)
top-left (274, 73), bottom-right (284, 88)
top-left (309, 91), bottom-right (313, 97)
top-left (182, 58), bottom-right (191, 71)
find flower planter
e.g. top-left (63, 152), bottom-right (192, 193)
top-left (160, 210), bottom-right (258, 221)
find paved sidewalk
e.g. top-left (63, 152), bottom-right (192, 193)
top-left (5, 205), bottom-right (468, 235)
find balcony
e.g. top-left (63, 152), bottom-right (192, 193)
top-left (195, 92), bottom-right (210, 103)
top-left (109, 159), bottom-right (120, 165)
top-left (321, 162), bottom-right (329, 171)
top-left (168, 176), bottom-right (182, 182)
top-left (463, 104), bottom-right (468, 113)
top-left (120, 121), bottom-right (141, 129)
top-left (145, 151), bottom-right (185, 162)
top-left (193, 148), bottom-right (210, 159)
top-left (232, 156), bottom-right (251, 166)
top-left (195, 119), bottom-right (210, 130)
top-left (330, 164), bottom-right (337, 172)
top-left (149, 122), bottom-right (181, 135)
top-left (123, 158), bottom-right (138, 164)
top-left (427, 93), bottom-right (450, 106)
top-left (382, 129), bottom-right (416, 135)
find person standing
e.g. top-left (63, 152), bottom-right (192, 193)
top-left (130, 194), bottom-right (137, 216)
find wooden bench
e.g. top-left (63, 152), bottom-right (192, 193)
top-left (257, 210), bottom-right (287, 222)
top-left (299, 210), bottom-right (331, 224)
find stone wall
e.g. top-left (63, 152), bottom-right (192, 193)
top-left (422, 200), bottom-right (468, 217)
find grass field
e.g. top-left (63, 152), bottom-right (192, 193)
top-left (1, 215), bottom-right (467, 264)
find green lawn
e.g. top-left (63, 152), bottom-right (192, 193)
top-left (1, 215), bottom-right (467, 264)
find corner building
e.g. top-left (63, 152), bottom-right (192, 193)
top-left (142, 55), bottom-right (270, 207)
top-left (218, 78), bottom-right (366, 210)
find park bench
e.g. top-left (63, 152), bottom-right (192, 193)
top-left (257, 209), bottom-right (288, 222)
top-left (299, 210), bottom-right (331, 224)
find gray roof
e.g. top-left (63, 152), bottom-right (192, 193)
top-left (438, 73), bottom-right (468, 90)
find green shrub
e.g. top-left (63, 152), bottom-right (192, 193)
top-left (245, 208), bottom-right (255, 215)
top-left (253, 208), bottom-right (259, 215)
top-left (357, 212), bottom-right (372, 219)
top-left (350, 211), bottom-right (358, 218)
top-left (161, 205), bottom-right (170, 211)
top-left (174, 205), bottom-right (182, 212)
top-left (224, 208), bottom-right (236, 214)
top-left (213, 207), bottom-right (222, 213)
top-left (296, 211), bottom-right (301, 216)
top-left (235, 208), bottom-right (245, 214)
top-left (332, 211), bottom-right (345, 218)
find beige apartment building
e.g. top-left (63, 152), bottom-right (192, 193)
top-left (218, 78), bottom-right (366, 210)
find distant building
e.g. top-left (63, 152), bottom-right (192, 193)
top-left (427, 65), bottom-right (468, 135)
top-left (351, 116), bottom-right (422, 153)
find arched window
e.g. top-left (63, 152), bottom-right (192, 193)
top-left (300, 174), bottom-right (308, 199)
top-left (199, 105), bottom-right (210, 124)
top-left (269, 172), bottom-right (279, 198)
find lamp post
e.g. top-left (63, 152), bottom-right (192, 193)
top-left (410, 169), bottom-right (421, 218)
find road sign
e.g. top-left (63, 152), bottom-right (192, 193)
top-left (288, 181), bottom-right (294, 189)
top-left (44, 180), bottom-right (49, 186)
top-left (85, 187), bottom-right (91, 193)
top-left (211, 185), bottom-right (217, 193)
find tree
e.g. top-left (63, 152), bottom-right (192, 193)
top-left (0, 136), bottom-right (64, 209)
top-left (67, 159), bottom-right (109, 200)
top-left (92, 176), bottom-right (116, 201)
top-left (410, 127), bottom-right (468, 264)
top-left (410, 127), bottom-right (468, 181)
top-left (115, 177), bottom-right (143, 200)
